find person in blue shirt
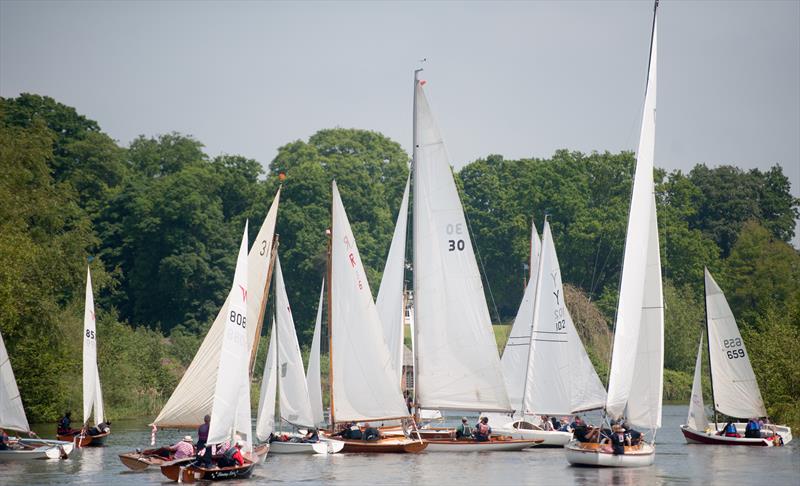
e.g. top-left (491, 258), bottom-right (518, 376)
top-left (744, 418), bottom-right (761, 439)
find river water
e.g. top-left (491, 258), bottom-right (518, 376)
top-left (5, 405), bottom-right (797, 485)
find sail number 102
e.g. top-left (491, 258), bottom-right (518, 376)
top-left (446, 223), bottom-right (465, 252)
top-left (723, 337), bottom-right (745, 360)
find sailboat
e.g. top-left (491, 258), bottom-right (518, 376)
top-left (324, 180), bottom-right (426, 453)
top-left (679, 269), bottom-right (793, 446)
top-left (565, 0), bottom-right (664, 468)
top-left (161, 222), bottom-right (257, 482)
top-left (120, 190), bottom-right (279, 471)
top-left (410, 72), bottom-right (539, 452)
top-left (254, 257), bottom-right (343, 454)
top-left (490, 220), bottom-right (606, 447)
top-left (0, 330), bottom-right (74, 460)
top-left (58, 267), bottom-right (109, 447)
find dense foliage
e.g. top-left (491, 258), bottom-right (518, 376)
top-left (1, 94), bottom-right (798, 429)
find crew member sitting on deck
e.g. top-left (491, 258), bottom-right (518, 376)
top-left (719, 421), bottom-right (740, 438)
top-left (745, 418), bottom-right (761, 439)
top-left (302, 428), bottom-right (320, 443)
top-left (602, 424), bottom-right (630, 455)
top-left (620, 421), bottom-right (642, 445)
top-left (456, 417), bottom-right (473, 440)
top-left (363, 423), bottom-right (381, 441)
top-left (170, 436), bottom-right (196, 459)
top-left (217, 441), bottom-right (245, 467)
top-left (571, 416), bottom-right (599, 442)
top-left (0, 428), bottom-right (9, 450)
top-left (87, 421), bottom-right (111, 436)
top-left (474, 417), bottom-right (491, 442)
top-left (57, 411), bottom-right (80, 436)
top-left (541, 415), bottom-right (554, 431)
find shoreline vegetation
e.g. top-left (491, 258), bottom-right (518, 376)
top-left (1, 94), bottom-right (798, 429)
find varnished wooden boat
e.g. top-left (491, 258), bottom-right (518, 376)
top-left (160, 457), bottom-right (256, 483)
top-left (57, 431), bottom-right (110, 447)
top-left (253, 442), bottom-right (270, 460)
top-left (381, 425), bottom-right (455, 440)
top-left (118, 448), bottom-right (174, 471)
top-left (423, 437), bottom-right (541, 452)
top-left (337, 437), bottom-right (427, 453)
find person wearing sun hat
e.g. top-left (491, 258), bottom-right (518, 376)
top-left (167, 435), bottom-right (195, 459)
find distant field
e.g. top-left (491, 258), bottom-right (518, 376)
top-left (404, 323), bottom-right (512, 353)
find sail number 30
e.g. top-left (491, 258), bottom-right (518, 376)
top-left (446, 223), bottom-right (465, 252)
top-left (723, 338), bottom-right (745, 360)
top-left (229, 310), bottom-right (247, 329)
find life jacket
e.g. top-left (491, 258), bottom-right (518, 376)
top-left (223, 446), bottom-right (237, 460)
top-left (724, 423), bottom-right (737, 436)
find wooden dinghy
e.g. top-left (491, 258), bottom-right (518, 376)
top-left (680, 424), bottom-right (792, 447)
top-left (118, 448), bottom-right (174, 471)
top-left (337, 437), bottom-right (427, 453)
top-left (160, 458), bottom-right (257, 483)
top-left (564, 440), bottom-right (655, 468)
top-left (58, 431), bottom-right (110, 447)
top-left (380, 425), bottom-right (455, 440)
top-left (253, 442), bottom-right (269, 460)
top-left (423, 437), bottom-right (541, 452)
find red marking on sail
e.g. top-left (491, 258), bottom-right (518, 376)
top-left (419, 80), bottom-right (427, 86)
top-left (90, 310), bottom-right (95, 321)
top-left (239, 285), bottom-right (248, 303)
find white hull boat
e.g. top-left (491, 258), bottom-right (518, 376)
top-left (269, 439), bottom-right (344, 454)
top-left (0, 439), bottom-right (74, 460)
top-left (424, 438), bottom-right (541, 452)
top-left (681, 423), bottom-right (792, 447)
top-left (564, 440), bottom-right (655, 467)
top-left (492, 422), bottom-right (572, 447)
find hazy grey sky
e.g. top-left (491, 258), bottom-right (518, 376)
top-left (2, 0), bottom-right (798, 241)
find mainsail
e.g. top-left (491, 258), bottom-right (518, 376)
top-left (153, 190), bottom-right (279, 428)
top-left (687, 333), bottom-right (709, 432)
top-left (605, 7), bottom-right (664, 432)
top-left (274, 256), bottom-right (316, 428)
top-left (207, 222), bottom-right (252, 449)
top-left (375, 177), bottom-right (410, 390)
top-left (705, 268), bottom-right (766, 419)
top-left (0, 331), bottom-right (30, 433)
top-left (330, 180), bottom-right (410, 422)
top-left (306, 280), bottom-right (325, 426)
top-left (82, 267), bottom-right (104, 426)
top-left (412, 74), bottom-right (511, 413)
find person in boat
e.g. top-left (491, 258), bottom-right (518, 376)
top-left (571, 416), bottom-right (599, 443)
top-left (196, 414), bottom-right (212, 467)
top-left (0, 428), bottom-right (9, 450)
top-left (601, 424), bottom-right (630, 455)
top-left (474, 417), bottom-right (491, 442)
top-left (301, 428), bottom-right (320, 443)
top-left (87, 420), bottom-right (111, 436)
top-left (406, 394), bottom-right (413, 414)
top-left (745, 418), bottom-right (762, 439)
top-left (217, 440), bottom-right (245, 468)
top-left (718, 421), bottom-right (740, 438)
top-left (170, 436), bottom-right (196, 459)
top-left (558, 417), bottom-right (571, 432)
top-left (57, 411), bottom-right (80, 436)
top-left (455, 417), bottom-right (473, 440)
top-left (363, 423), bottom-right (381, 441)
top-left (541, 415), bottom-right (554, 431)
top-left (619, 421), bottom-right (642, 445)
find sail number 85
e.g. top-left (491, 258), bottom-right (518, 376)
top-left (446, 223), bottom-right (465, 252)
top-left (229, 310), bottom-right (247, 329)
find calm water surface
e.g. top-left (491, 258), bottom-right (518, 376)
top-left (5, 405), bottom-right (798, 485)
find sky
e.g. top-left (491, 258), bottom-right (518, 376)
top-left (1, 0), bottom-right (798, 243)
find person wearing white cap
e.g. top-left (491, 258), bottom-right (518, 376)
top-left (168, 435), bottom-right (195, 459)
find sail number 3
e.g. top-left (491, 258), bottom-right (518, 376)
top-left (723, 338), bottom-right (745, 360)
top-left (446, 223), bottom-right (465, 252)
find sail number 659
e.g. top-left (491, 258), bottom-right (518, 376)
top-left (446, 223), bottom-right (465, 252)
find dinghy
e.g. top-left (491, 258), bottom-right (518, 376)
top-left (324, 181), bottom-right (426, 453)
top-left (121, 191), bottom-right (279, 470)
top-left (489, 221), bottom-right (606, 447)
top-left (0, 331), bottom-right (73, 460)
top-left (160, 222), bottom-right (258, 482)
top-left (566, 0), bottom-right (664, 467)
top-left (58, 267), bottom-right (109, 447)
top-left (118, 448), bottom-right (174, 471)
top-left (679, 270), bottom-right (793, 446)
top-left (409, 71), bottom-right (538, 452)
top-left (254, 258), bottom-right (343, 455)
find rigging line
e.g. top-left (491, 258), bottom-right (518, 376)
top-left (451, 166), bottom-right (502, 324)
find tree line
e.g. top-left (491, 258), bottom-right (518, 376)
top-left (1, 93), bottom-right (797, 427)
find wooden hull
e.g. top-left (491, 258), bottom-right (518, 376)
top-left (423, 437), bottom-right (541, 452)
top-left (565, 440), bottom-right (655, 467)
top-left (680, 424), bottom-right (792, 446)
top-left (382, 426), bottom-right (455, 440)
top-left (118, 450), bottom-right (173, 471)
top-left (253, 442), bottom-right (270, 460)
top-left (58, 431), bottom-right (110, 447)
top-left (160, 459), bottom-right (256, 483)
top-left (339, 437), bottom-right (427, 453)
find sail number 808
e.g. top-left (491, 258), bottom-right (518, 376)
top-left (229, 310), bottom-right (247, 329)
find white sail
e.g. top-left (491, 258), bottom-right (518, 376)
top-left (153, 190), bottom-right (279, 427)
top-left (82, 267), bottom-right (104, 426)
top-left (524, 222), bottom-right (607, 416)
top-left (500, 219), bottom-right (540, 416)
top-left (625, 194), bottom-right (664, 431)
top-left (331, 181), bottom-right (410, 422)
top-left (605, 15), bottom-right (661, 423)
top-left (376, 177), bottom-right (410, 390)
top-left (687, 334), bottom-right (709, 431)
top-left (412, 78), bottom-right (511, 413)
top-left (306, 280), bottom-right (325, 426)
top-left (0, 331), bottom-right (30, 433)
top-left (256, 322), bottom-right (278, 441)
top-left (274, 256), bottom-right (316, 428)
top-left (705, 269), bottom-right (766, 418)
top-left (207, 222), bottom-right (251, 448)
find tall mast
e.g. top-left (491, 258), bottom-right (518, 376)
top-left (411, 67), bottom-right (422, 415)
top-left (326, 220), bottom-right (335, 429)
top-left (249, 235), bottom-right (279, 376)
top-left (703, 268), bottom-right (719, 430)
top-left (519, 217), bottom-right (548, 418)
